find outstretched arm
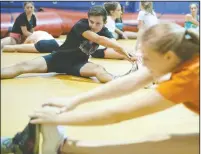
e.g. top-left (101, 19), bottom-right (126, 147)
top-left (82, 30), bottom-right (130, 59)
top-left (115, 28), bottom-right (128, 39)
top-left (21, 26), bottom-right (32, 37)
top-left (44, 67), bottom-right (153, 112)
top-left (30, 89), bottom-right (174, 125)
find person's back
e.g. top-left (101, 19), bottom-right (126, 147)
top-left (136, 1), bottom-right (158, 51)
top-left (105, 16), bottom-right (116, 34)
top-left (157, 55), bottom-right (199, 113)
top-left (35, 31), bottom-right (54, 42)
top-left (138, 10), bottom-right (158, 28)
top-left (137, 1), bottom-right (158, 29)
top-left (24, 31), bottom-right (54, 44)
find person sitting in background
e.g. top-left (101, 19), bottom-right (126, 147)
top-left (104, 2), bottom-right (137, 40)
top-left (115, 4), bottom-right (124, 31)
top-left (115, 4), bottom-right (137, 39)
top-left (1, 1), bottom-right (36, 49)
top-left (184, 3), bottom-right (199, 31)
top-left (2, 31), bottom-right (61, 53)
top-left (135, 1), bottom-right (158, 51)
top-left (92, 2), bottom-right (137, 60)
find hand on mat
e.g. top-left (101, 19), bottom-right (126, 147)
top-left (29, 109), bottom-right (59, 124)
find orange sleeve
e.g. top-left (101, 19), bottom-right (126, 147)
top-left (156, 68), bottom-right (198, 104)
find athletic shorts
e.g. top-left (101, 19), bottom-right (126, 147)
top-left (91, 48), bottom-right (106, 58)
top-left (34, 39), bottom-right (59, 53)
top-left (42, 51), bottom-right (88, 76)
top-left (9, 33), bottom-right (22, 44)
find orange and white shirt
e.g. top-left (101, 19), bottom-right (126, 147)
top-left (157, 56), bottom-right (199, 114)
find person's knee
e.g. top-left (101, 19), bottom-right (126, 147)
top-left (17, 61), bottom-right (33, 73)
top-left (1, 37), bottom-right (16, 48)
top-left (93, 65), bottom-right (108, 76)
top-left (10, 37), bottom-right (17, 45)
top-left (6, 37), bottom-right (16, 45)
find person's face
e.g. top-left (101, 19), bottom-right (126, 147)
top-left (190, 4), bottom-right (198, 14)
top-left (24, 3), bottom-right (34, 15)
top-left (88, 16), bottom-right (105, 33)
top-left (111, 4), bottom-right (122, 19)
top-left (141, 45), bottom-right (181, 77)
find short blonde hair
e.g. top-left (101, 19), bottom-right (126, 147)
top-left (140, 1), bottom-right (154, 15)
top-left (23, 1), bottom-right (34, 8)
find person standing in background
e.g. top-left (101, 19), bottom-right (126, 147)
top-left (135, 1), bottom-right (158, 51)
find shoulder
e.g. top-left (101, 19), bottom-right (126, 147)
top-left (73, 19), bottom-right (89, 30)
top-left (137, 10), bottom-right (146, 19)
top-left (100, 26), bottom-right (110, 33)
top-left (15, 12), bottom-right (26, 23)
top-left (19, 12), bottom-right (26, 18)
top-left (71, 18), bottom-right (90, 35)
top-left (32, 13), bottom-right (37, 19)
top-left (98, 26), bottom-right (113, 38)
top-left (16, 12), bottom-right (25, 19)
top-left (185, 14), bottom-right (193, 20)
top-left (107, 16), bottom-right (113, 22)
top-left (74, 18), bottom-right (89, 29)
top-left (156, 56), bottom-right (199, 106)
top-left (153, 11), bottom-right (157, 16)
top-left (158, 56), bottom-right (199, 90)
top-left (138, 10), bottom-right (145, 15)
top-left (76, 18), bottom-right (89, 26)
top-left (185, 14), bottom-right (192, 17)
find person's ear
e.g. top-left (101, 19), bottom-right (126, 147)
top-left (164, 50), bottom-right (178, 61)
top-left (110, 11), bottom-right (114, 15)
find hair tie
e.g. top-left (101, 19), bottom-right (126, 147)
top-left (185, 29), bottom-right (191, 39)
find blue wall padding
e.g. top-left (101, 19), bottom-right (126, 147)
top-left (1, 1), bottom-right (199, 14)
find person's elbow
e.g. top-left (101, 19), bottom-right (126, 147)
top-left (95, 35), bottom-right (106, 44)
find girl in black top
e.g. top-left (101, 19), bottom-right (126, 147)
top-left (1, 1), bottom-right (36, 49)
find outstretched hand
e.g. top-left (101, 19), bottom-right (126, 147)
top-left (42, 97), bottom-right (78, 113)
top-left (29, 108), bottom-right (60, 124)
